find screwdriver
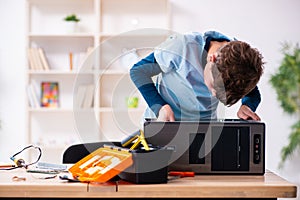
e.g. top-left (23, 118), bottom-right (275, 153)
top-left (168, 171), bottom-right (195, 177)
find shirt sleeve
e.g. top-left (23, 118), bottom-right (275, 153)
top-left (129, 52), bottom-right (167, 117)
top-left (241, 86), bottom-right (261, 112)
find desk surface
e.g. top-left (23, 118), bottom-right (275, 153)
top-left (0, 169), bottom-right (297, 198)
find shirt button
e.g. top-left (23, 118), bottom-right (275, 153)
top-left (169, 34), bottom-right (177, 39)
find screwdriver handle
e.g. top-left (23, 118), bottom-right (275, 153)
top-left (168, 171), bottom-right (195, 177)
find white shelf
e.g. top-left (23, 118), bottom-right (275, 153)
top-left (98, 70), bottom-right (129, 75)
top-left (26, 0), bottom-right (171, 163)
top-left (100, 31), bottom-right (171, 38)
top-left (28, 70), bottom-right (95, 75)
top-left (29, 108), bottom-right (73, 112)
top-left (29, 34), bottom-right (95, 38)
top-left (98, 107), bottom-right (146, 112)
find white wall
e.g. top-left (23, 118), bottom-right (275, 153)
top-left (0, 0), bottom-right (27, 160)
top-left (0, 0), bottom-right (299, 198)
top-left (170, 0), bottom-right (300, 198)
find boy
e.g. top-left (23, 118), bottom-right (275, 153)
top-left (130, 30), bottom-right (264, 121)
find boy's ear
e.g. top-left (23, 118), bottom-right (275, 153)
top-left (211, 53), bottom-right (218, 63)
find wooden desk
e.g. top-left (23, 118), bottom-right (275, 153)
top-left (0, 168), bottom-right (115, 198)
top-left (0, 169), bottom-right (297, 199)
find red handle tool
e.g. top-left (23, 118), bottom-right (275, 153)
top-left (168, 171), bottom-right (195, 177)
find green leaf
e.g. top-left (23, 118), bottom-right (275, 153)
top-left (64, 14), bottom-right (80, 22)
top-left (279, 121), bottom-right (300, 168)
top-left (269, 43), bottom-right (300, 115)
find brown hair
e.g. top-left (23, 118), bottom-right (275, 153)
top-left (212, 40), bottom-right (264, 106)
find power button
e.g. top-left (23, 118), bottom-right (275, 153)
top-left (253, 134), bottom-right (261, 164)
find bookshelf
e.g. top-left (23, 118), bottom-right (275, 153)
top-left (25, 0), bottom-right (171, 163)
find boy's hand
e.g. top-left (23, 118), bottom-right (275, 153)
top-left (237, 105), bottom-right (261, 121)
top-left (157, 104), bottom-right (175, 122)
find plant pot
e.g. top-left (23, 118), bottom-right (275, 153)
top-left (65, 22), bottom-right (79, 33)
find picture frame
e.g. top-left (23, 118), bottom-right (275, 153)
top-left (41, 82), bottom-right (59, 107)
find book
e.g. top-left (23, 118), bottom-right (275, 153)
top-left (75, 85), bottom-right (87, 108)
top-left (27, 83), bottom-right (40, 108)
top-left (27, 85), bottom-right (36, 108)
top-left (32, 48), bottom-right (43, 70)
top-left (69, 52), bottom-right (73, 71)
top-left (27, 48), bottom-right (35, 70)
top-left (82, 84), bottom-right (95, 108)
top-left (31, 80), bottom-right (40, 100)
top-left (28, 47), bottom-right (51, 70)
top-left (73, 52), bottom-right (87, 70)
top-left (38, 48), bottom-right (50, 70)
top-left (41, 82), bottom-right (59, 108)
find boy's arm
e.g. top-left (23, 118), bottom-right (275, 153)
top-left (129, 52), bottom-right (167, 116)
top-left (241, 86), bottom-right (261, 112)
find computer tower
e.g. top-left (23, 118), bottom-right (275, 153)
top-left (143, 119), bottom-right (265, 175)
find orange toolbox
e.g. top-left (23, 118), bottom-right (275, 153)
top-left (68, 145), bottom-right (133, 183)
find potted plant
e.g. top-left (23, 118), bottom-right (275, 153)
top-left (64, 14), bottom-right (80, 22)
top-left (269, 42), bottom-right (300, 168)
top-left (63, 14), bottom-right (80, 33)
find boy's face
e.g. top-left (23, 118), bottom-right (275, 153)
top-left (204, 53), bottom-right (217, 97)
top-left (203, 42), bottom-right (228, 99)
